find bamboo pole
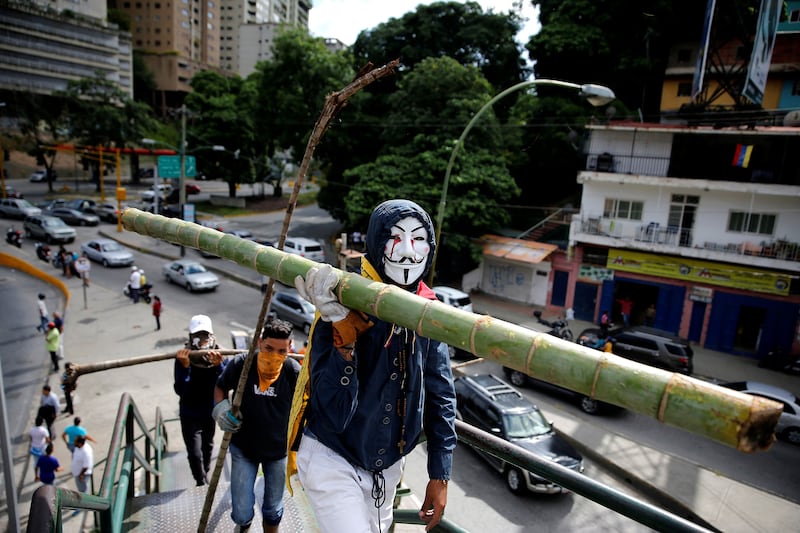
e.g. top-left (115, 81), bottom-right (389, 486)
top-left (122, 208), bottom-right (781, 453)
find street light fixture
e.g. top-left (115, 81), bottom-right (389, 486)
top-left (430, 79), bottom-right (616, 283)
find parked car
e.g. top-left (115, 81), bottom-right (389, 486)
top-left (719, 381), bottom-right (800, 444)
top-left (501, 367), bottom-right (616, 415)
top-left (162, 259), bottom-right (219, 292)
top-left (3, 186), bottom-right (23, 199)
top-left (454, 374), bottom-right (584, 494)
top-left (45, 207), bottom-right (100, 226)
top-left (269, 289), bottom-right (316, 334)
top-left (88, 202), bottom-right (121, 223)
top-left (433, 286), bottom-right (473, 312)
top-left (80, 239), bottom-right (134, 267)
top-left (225, 229), bottom-right (254, 240)
top-left (185, 183), bottom-right (201, 195)
top-left (577, 325), bottom-right (694, 375)
top-left (36, 199), bottom-right (68, 211)
top-left (0, 198), bottom-right (41, 219)
top-left (283, 237), bottom-right (326, 262)
top-left (23, 214), bottom-right (76, 244)
top-left (432, 286), bottom-right (475, 358)
top-left (29, 169), bottom-right (56, 182)
top-left (140, 184), bottom-right (173, 202)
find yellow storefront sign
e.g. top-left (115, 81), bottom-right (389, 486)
top-left (606, 249), bottom-right (791, 296)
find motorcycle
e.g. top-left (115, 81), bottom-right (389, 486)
top-left (35, 242), bottom-right (51, 263)
top-left (757, 348), bottom-right (800, 375)
top-left (532, 309), bottom-right (574, 341)
top-left (5, 227), bottom-right (22, 248)
top-left (123, 282), bottom-right (153, 304)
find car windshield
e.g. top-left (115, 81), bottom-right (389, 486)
top-left (299, 299), bottom-right (315, 314)
top-left (503, 410), bottom-right (552, 439)
top-left (101, 242), bottom-right (122, 252)
top-left (44, 218), bottom-right (67, 227)
top-left (186, 264), bottom-right (206, 274)
top-left (19, 200), bottom-right (35, 208)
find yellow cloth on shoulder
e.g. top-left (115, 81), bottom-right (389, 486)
top-left (285, 258), bottom-right (381, 494)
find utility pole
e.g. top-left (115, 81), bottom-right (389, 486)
top-left (179, 104), bottom-right (187, 257)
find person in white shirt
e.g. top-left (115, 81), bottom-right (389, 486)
top-left (71, 435), bottom-right (93, 493)
top-left (36, 293), bottom-right (49, 332)
top-left (29, 416), bottom-right (50, 459)
top-left (129, 266), bottom-right (142, 304)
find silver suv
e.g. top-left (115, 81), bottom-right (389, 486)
top-left (23, 214), bottom-right (76, 244)
top-left (283, 237), bottom-right (326, 262)
top-left (578, 326), bottom-right (694, 375)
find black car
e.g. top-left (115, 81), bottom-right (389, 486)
top-left (501, 366), bottom-right (616, 415)
top-left (577, 325), bottom-right (694, 375)
top-left (454, 374), bottom-right (584, 494)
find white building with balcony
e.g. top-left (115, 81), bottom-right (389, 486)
top-left (564, 121), bottom-right (800, 357)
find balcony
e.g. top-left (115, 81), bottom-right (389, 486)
top-left (573, 217), bottom-right (800, 272)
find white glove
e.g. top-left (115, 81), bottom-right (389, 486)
top-left (212, 399), bottom-right (242, 433)
top-left (294, 264), bottom-right (349, 322)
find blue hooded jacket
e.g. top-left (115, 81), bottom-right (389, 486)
top-left (304, 199), bottom-right (457, 478)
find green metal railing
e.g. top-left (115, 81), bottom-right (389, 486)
top-left (27, 392), bottom-right (167, 533)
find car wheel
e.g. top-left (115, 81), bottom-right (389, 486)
top-left (186, 282), bottom-right (193, 293)
top-left (579, 396), bottom-right (600, 415)
top-left (783, 427), bottom-right (800, 445)
top-left (165, 275), bottom-right (172, 284)
top-left (102, 259), bottom-right (109, 267)
top-left (303, 323), bottom-right (311, 335)
top-left (79, 220), bottom-right (87, 226)
top-left (505, 467), bottom-right (527, 495)
top-left (563, 329), bottom-right (574, 342)
top-left (509, 371), bottom-right (527, 388)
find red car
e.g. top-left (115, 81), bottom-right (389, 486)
top-left (185, 183), bottom-right (201, 195)
top-left (3, 186), bottom-right (23, 199)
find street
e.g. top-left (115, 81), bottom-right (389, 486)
top-left (1, 184), bottom-right (798, 531)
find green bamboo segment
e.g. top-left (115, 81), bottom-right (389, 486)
top-left (121, 208), bottom-right (782, 453)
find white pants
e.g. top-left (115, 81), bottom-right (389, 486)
top-left (297, 435), bottom-right (404, 533)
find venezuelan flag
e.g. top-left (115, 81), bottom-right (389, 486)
top-left (732, 144), bottom-right (753, 168)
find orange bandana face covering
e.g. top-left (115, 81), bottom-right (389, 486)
top-left (257, 351), bottom-right (286, 391)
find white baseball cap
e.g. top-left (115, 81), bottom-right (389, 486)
top-left (189, 314), bottom-right (213, 334)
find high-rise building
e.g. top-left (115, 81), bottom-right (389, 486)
top-left (0, 2), bottom-right (132, 98)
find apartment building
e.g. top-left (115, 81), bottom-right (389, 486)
top-left (0, 1), bottom-right (132, 97)
top-left (220, 0), bottom-right (311, 76)
top-left (561, 122), bottom-right (800, 358)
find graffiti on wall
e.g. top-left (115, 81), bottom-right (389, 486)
top-left (486, 262), bottom-right (529, 296)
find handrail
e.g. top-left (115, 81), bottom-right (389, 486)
top-left (27, 393), bottom-right (168, 533)
top-left (454, 420), bottom-right (716, 533)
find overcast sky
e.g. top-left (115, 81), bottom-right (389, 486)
top-left (307, 0), bottom-right (541, 47)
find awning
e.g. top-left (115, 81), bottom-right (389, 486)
top-left (479, 234), bottom-right (558, 264)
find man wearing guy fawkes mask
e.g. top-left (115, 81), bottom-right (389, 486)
top-left (173, 314), bottom-right (226, 487)
top-left (289, 199), bottom-right (457, 533)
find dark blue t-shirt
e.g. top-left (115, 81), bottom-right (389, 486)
top-left (37, 454), bottom-right (60, 484)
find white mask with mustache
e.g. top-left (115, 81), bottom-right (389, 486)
top-left (382, 216), bottom-right (430, 286)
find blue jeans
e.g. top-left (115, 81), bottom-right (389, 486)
top-left (229, 443), bottom-right (286, 527)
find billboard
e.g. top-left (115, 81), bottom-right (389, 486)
top-left (743, 0), bottom-right (782, 104)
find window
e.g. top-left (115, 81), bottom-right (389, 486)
top-left (677, 83), bottom-right (692, 97)
top-left (790, 9), bottom-right (800, 22)
top-left (603, 199), bottom-right (643, 221)
top-left (727, 211), bottom-right (775, 235)
top-left (792, 79), bottom-right (800, 96)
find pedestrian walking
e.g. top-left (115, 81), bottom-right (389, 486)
top-left (152, 295), bottom-right (162, 330)
top-left (174, 314), bottom-right (226, 486)
top-left (36, 293), bottom-right (49, 332)
top-left (40, 384), bottom-right (60, 439)
top-left (70, 435), bottom-right (93, 493)
top-left (645, 303), bottom-right (656, 327)
top-left (213, 318), bottom-right (300, 533)
top-left (53, 311), bottom-right (65, 360)
top-left (35, 443), bottom-right (62, 485)
top-left (45, 322), bottom-right (61, 372)
top-left (29, 415), bottom-right (50, 460)
top-left (129, 266), bottom-right (141, 304)
top-left (61, 363), bottom-right (76, 415)
top-left (599, 309), bottom-right (610, 338)
top-left (62, 416), bottom-right (96, 454)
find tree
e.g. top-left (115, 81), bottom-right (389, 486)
top-left (338, 58), bottom-right (520, 281)
top-left (11, 92), bottom-right (70, 192)
top-left (526, 0), bottom-right (710, 120)
top-left (184, 71), bottom-right (255, 197)
top-left (60, 74), bottom-right (158, 190)
top-left (254, 28), bottom-right (355, 197)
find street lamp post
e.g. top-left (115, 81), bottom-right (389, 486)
top-left (179, 105), bottom-right (187, 256)
top-left (430, 79), bottom-right (616, 283)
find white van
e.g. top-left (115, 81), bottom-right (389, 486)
top-left (433, 286), bottom-right (473, 312)
top-left (284, 237), bottom-right (326, 262)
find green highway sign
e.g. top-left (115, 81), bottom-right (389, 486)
top-left (157, 155), bottom-right (196, 178)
